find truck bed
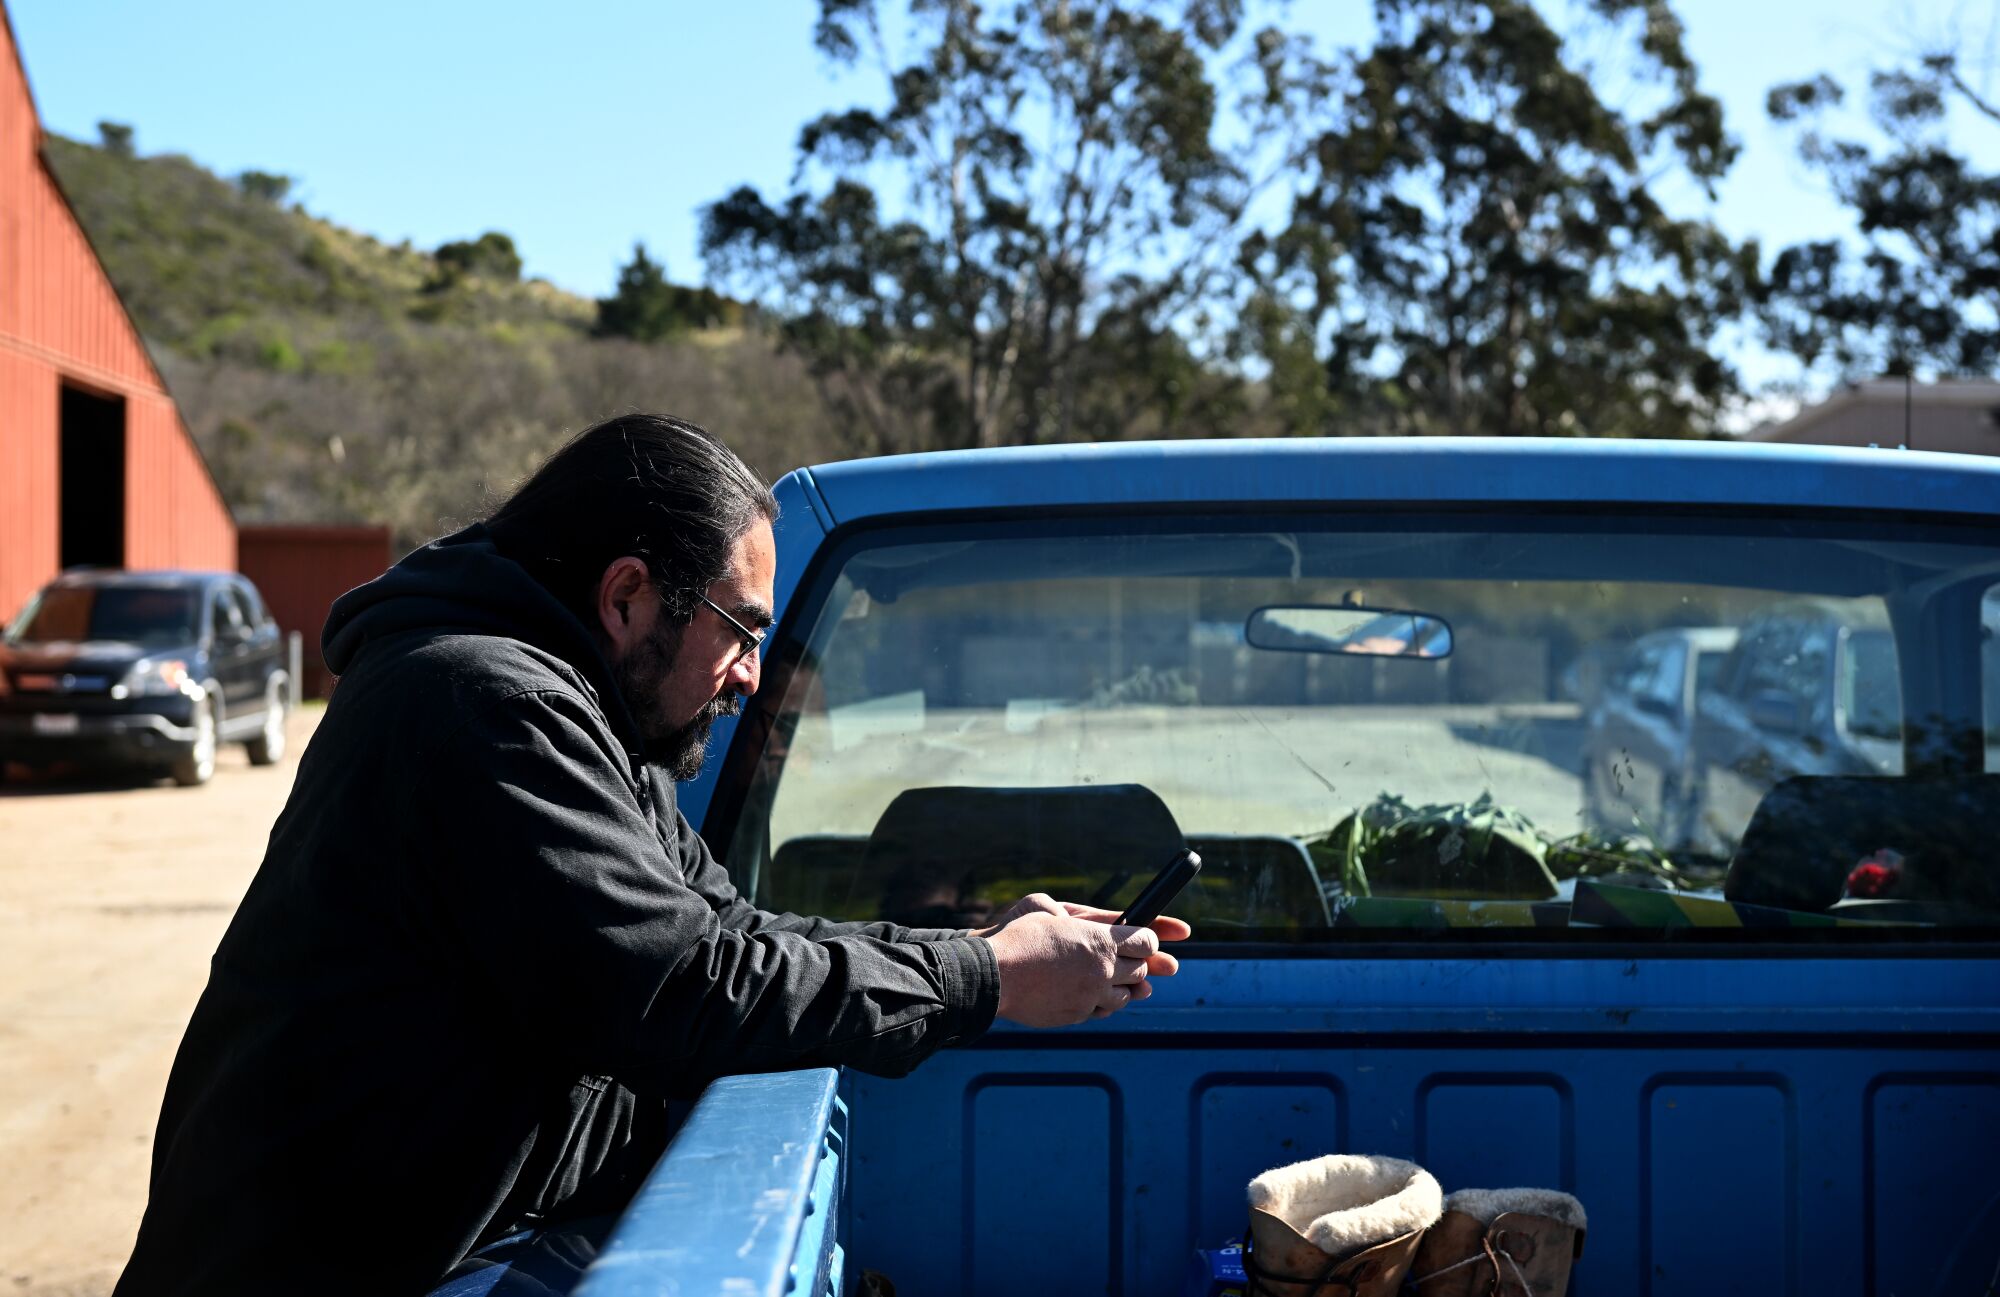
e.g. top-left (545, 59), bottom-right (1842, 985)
top-left (842, 952), bottom-right (1999, 1296)
top-left (515, 950), bottom-right (1999, 1297)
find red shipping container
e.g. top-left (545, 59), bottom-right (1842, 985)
top-left (237, 525), bottom-right (394, 699)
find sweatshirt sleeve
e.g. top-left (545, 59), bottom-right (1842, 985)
top-left (418, 689), bottom-right (998, 1092)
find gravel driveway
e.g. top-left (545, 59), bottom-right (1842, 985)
top-left (0, 707), bottom-right (322, 1297)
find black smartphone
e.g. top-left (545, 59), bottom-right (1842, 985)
top-left (1116, 848), bottom-right (1201, 926)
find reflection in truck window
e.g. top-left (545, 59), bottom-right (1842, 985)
top-left (717, 519), bottom-right (2000, 940)
top-left (1840, 630), bottom-right (1901, 740)
top-left (1986, 584), bottom-right (2000, 756)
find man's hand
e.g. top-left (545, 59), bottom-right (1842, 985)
top-left (980, 912), bottom-right (1168, 1027)
top-left (976, 893), bottom-right (1191, 1027)
top-left (977, 892), bottom-right (1189, 979)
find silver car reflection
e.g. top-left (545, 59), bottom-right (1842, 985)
top-left (1690, 605), bottom-right (1904, 858)
top-left (1582, 626), bottom-right (1739, 852)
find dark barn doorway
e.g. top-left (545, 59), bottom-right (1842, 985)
top-left (59, 384), bottom-right (126, 570)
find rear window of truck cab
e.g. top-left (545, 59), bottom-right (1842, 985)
top-left (711, 513), bottom-right (2000, 944)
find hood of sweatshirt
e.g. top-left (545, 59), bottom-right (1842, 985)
top-left (322, 524), bottom-right (641, 752)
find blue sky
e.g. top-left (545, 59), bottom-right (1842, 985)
top-left (10, 0), bottom-right (1991, 309)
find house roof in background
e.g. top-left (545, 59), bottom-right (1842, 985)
top-left (1751, 379), bottom-right (2000, 444)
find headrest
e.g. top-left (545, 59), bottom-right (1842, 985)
top-left (858, 784), bottom-right (1185, 924)
top-left (1724, 774), bottom-right (2000, 913)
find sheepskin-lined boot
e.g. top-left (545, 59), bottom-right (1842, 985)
top-left (1242, 1154), bottom-right (1442, 1296)
top-left (1406, 1188), bottom-right (1587, 1297)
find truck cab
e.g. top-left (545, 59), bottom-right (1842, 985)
top-left (437, 438), bottom-right (2000, 1297)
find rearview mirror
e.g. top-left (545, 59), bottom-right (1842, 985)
top-left (1244, 605), bottom-right (1453, 660)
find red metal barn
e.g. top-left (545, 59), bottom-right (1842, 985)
top-left (0, 6), bottom-right (235, 624)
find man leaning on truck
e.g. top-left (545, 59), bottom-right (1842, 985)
top-left (113, 413), bottom-right (1188, 1297)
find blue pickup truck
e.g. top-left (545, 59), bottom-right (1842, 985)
top-left (435, 438), bottom-right (2000, 1297)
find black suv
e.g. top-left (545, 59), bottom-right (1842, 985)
top-left (0, 570), bottom-right (290, 787)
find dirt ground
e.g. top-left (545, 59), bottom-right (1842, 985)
top-left (0, 707), bottom-right (323, 1297)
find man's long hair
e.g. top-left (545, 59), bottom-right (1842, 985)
top-left (485, 413), bottom-right (778, 631)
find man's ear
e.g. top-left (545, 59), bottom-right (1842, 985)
top-left (594, 557), bottom-right (655, 658)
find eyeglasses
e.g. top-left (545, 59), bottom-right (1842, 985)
top-left (696, 592), bottom-right (765, 666)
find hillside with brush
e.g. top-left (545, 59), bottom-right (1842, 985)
top-left (43, 129), bottom-right (828, 549)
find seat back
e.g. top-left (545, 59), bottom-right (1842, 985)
top-left (859, 784), bottom-right (1187, 927)
top-left (1724, 774), bottom-right (2000, 914)
top-left (766, 834), bottom-right (871, 919)
top-left (767, 789), bottom-right (1332, 931)
top-left (1182, 834), bottom-right (1330, 929)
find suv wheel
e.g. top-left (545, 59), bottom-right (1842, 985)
top-left (246, 677), bottom-right (288, 766)
top-left (171, 695), bottom-right (218, 787)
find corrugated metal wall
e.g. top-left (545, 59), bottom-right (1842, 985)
top-left (125, 393), bottom-right (235, 572)
top-left (237, 525), bottom-right (393, 697)
top-left (0, 349), bottom-right (58, 621)
top-left (0, 6), bottom-right (235, 623)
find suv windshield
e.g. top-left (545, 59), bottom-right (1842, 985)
top-left (8, 585), bottom-right (201, 647)
top-left (718, 516), bottom-right (2000, 941)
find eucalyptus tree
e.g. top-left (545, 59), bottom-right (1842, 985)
top-left (1764, 44), bottom-right (2000, 379)
top-left (1248, 0), bottom-right (1754, 439)
top-left (701, 0), bottom-right (1321, 452)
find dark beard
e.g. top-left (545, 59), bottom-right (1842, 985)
top-left (613, 616), bottom-right (742, 780)
top-left (657, 690), bottom-right (741, 780)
